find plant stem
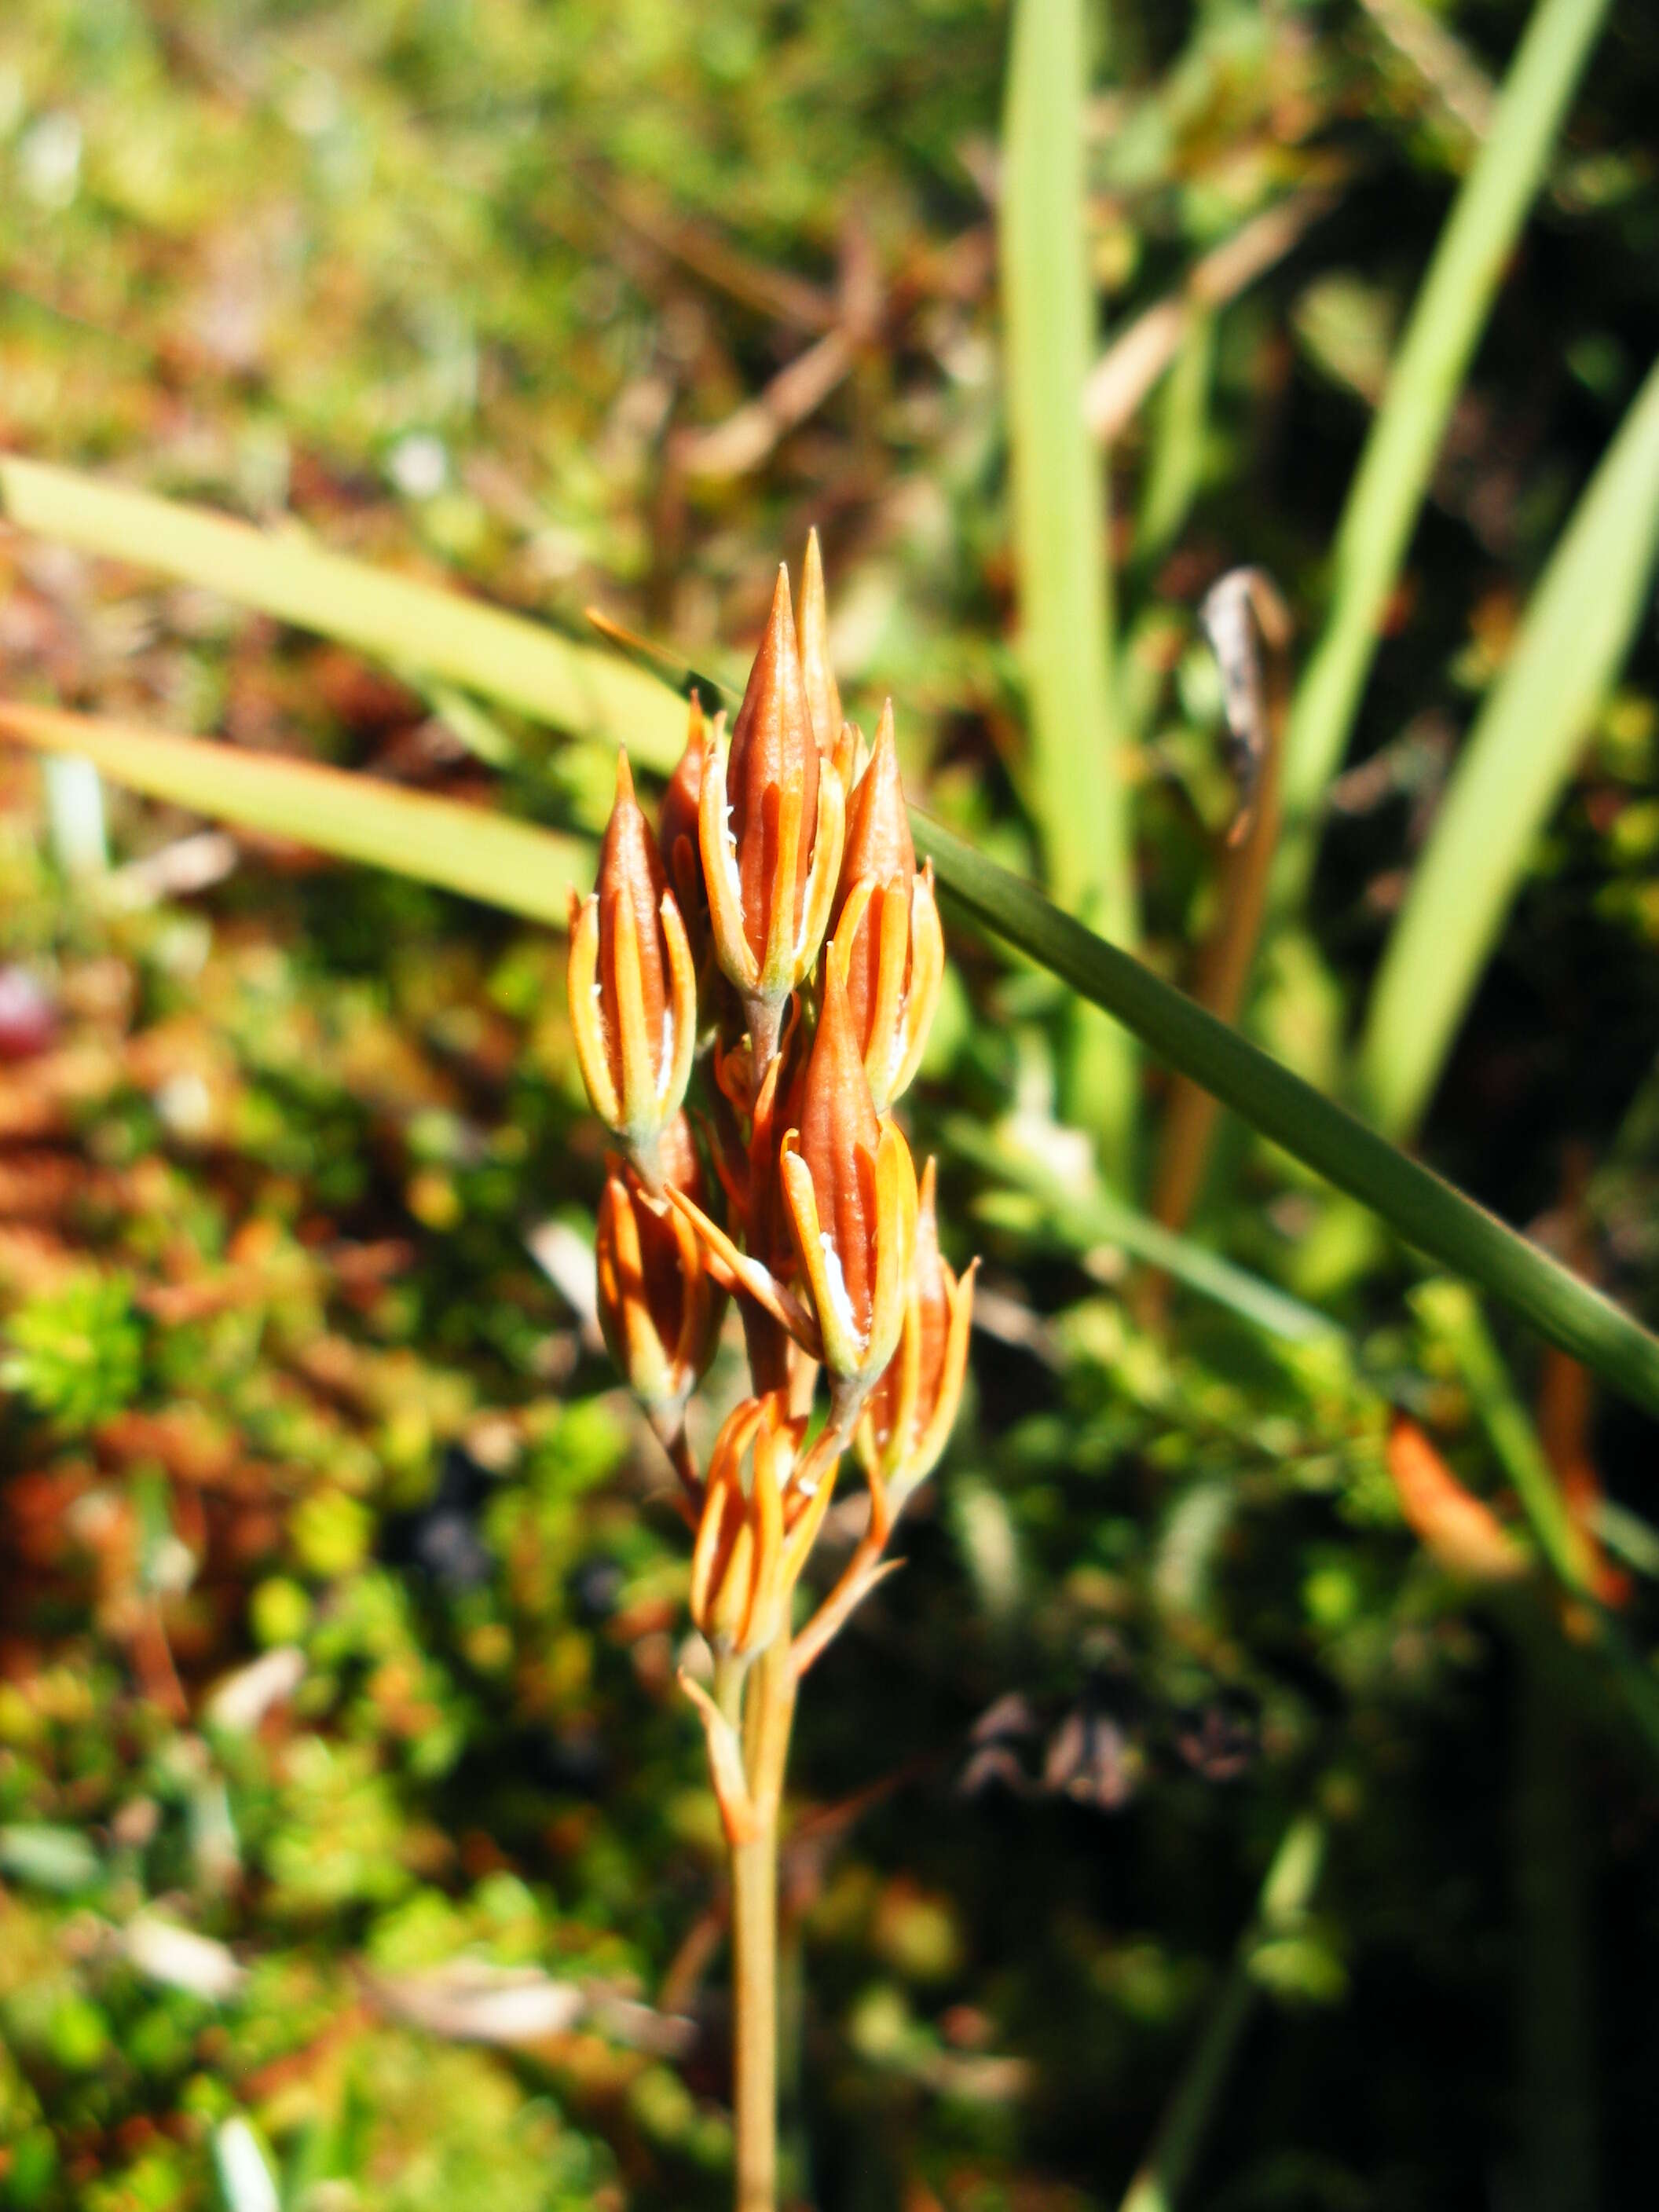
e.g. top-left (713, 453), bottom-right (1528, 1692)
top-left (1119, 1815), bottom-right (1327, 2212)
top-left (731, 1634), bottom-right (797, 2212)
top-left (1148, 572), bottom-right (1290, 1252)
top-left (731, 1817), bottom-right (779, 2212)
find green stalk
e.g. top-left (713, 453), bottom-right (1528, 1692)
top-left (731, 1821), bottom-right (779, 2212)
top-left (1360, 354), bottom-right (1659, 1137)
top-left (1280, 0), bottom-right (1614, 858)
top-left (1119, 1816), bottom-right (1327, 2212)
top-left (913, 811), bottom-right (1659, 1420)
top-left (1002, 0), bottom-right (1137, 1174)
top-left (731, 1637), bottom-right (795, 2212)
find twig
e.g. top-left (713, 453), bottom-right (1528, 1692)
top-left (599, 174), bottom-right (839, 334)
top-left (1118, 1815), bottom-right (1328, 2212)
top-left (1084, 181), bottom-right (1344, 441)
top-left (1148, 570), bottom-right (1291, 1247)
top-left (674, 327), bottom-right (856, 482)
top-left (1355, 0), bottom-right (1496, 144)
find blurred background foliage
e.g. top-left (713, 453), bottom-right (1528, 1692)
top-left (1, 0), bottom-right (1658, 2207)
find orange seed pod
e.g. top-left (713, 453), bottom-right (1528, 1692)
top-left (568, 753), bottom-right (698, 1188)
top-left (594, 1116), bottom-right (726, 1423)
top-left (859, 1156), bottom-right (975, 1518)
top-left (779, 962), bottom-right (918, 1404)
top-left (797, 527), bottom-right (843, 764)
top-left (699, 567), bottom-right (844, 1068)
top-left (689, 1392), bottom-right (840, 1657)
top-left (830, 703), bottom-right (943, 1110)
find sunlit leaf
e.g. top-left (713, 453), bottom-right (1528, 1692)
top-left (0, 700), bottom-right (591, 923)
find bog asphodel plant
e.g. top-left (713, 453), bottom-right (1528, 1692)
top-left (567, 535), bottom-right (973, 2211)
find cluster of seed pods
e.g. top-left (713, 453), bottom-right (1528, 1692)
top-left (568, 536), bottom-right (974, 1719)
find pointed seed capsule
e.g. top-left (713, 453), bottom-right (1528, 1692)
top-left (689, 1391), bottom-right (840, 1656)
top-left (829, 702), bottom-right (943, 1109)
top-left (797, 528), bottom-right (843, 763)
top-left (778, 961), bottom-right (918, 1404)
top-left (659, 695), bottom-right (712, 936)
top-left (594, 1117), bottom-right (727, 1421)
top-left (836, 701), bottom-right (914, 912)
top-left (859, 1156), bottom-right (976, 1518)
top-left (567, 752), bottom-right (698, 1186)
top-left (699, 567), bottom-right (845, 1072)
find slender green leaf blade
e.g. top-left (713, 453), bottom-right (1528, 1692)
top-left (0, 457), bottom-right (687, 771)
top-left (1282, 0), bottom-right (1613, 846)
top-left (1002, 0), bottom-right (1137, 1170)
top-left (0, 701), bottom-right (591, 925)
top-left (914, 811), bottom-right (1659, 1419)
top-left (1361, 354), bottom-right (1659, 1137)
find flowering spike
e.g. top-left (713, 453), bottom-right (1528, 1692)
top-left (565, 544), bottom-right (983, 1881)
top-left (568, 751), bottom-right (698, 1185)
top-left (797, 529), bottom-right (843, 761)
top-left (859, 1155), bottom-right (975, 1518)
top-left (595, 1119), bottom-right (727, 1423)
top-left (698, 569), bottom-right (845, 1071)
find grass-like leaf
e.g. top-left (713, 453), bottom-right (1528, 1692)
top-left (1360, 353), bottom-right (1659, 1137)
top-left (0, 457), bottom-right (687, 772)
top-left (914, 811), bottom-right (1659, 1420)
top-left (0, 701), bottom-right (591, 924)
top-left (1001, 0), bottom-right (1137, 1173)
top-left (1281, 0), bottom-right (1614, 850)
